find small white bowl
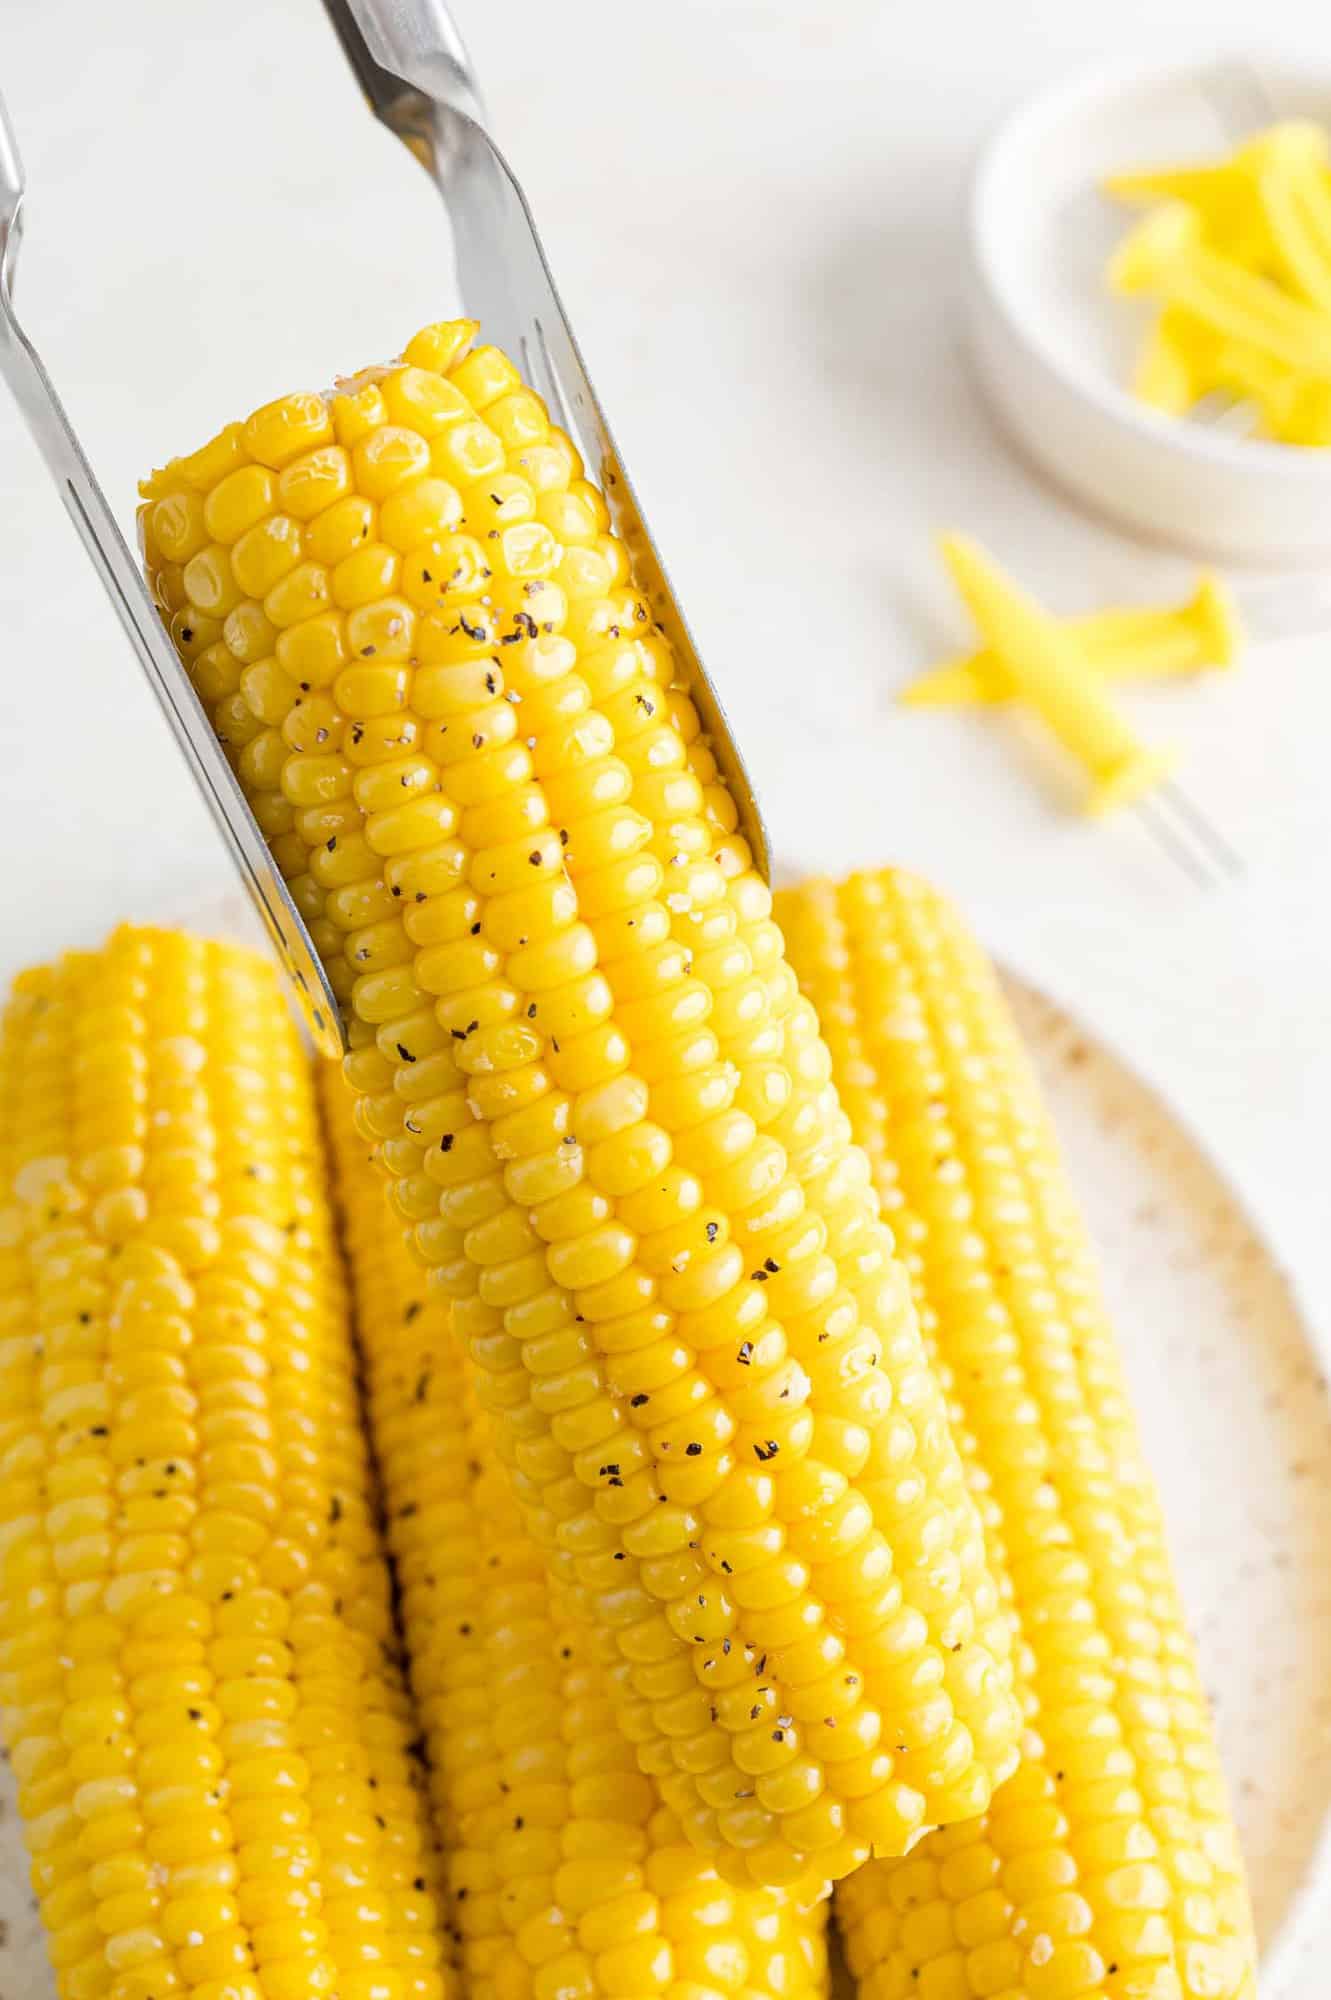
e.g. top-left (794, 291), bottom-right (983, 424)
top-left (966, 56), bottom-right (1331, 564)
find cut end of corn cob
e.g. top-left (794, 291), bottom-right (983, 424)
top-left (322, 1062), bottom-right (831, 2000)
top-left (0, 926), bottom-right (458, 2000)
top-left (141, 321), bottom-right (1022, 1884)
top-left (775, 866), bottom-right (1256, 2000)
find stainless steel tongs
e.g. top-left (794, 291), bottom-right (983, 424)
top-left (0, 0), bottom-right (769, 1058)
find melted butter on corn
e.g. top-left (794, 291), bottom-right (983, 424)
top-left (324, 1068), bottom-right (830, 2000)
top-left (0, 927), bottom-right (456, 2000)
top-left (140, 321), bottom-right (1022, 1883)
top-left (776, 870), bottom-right (1256, 2000)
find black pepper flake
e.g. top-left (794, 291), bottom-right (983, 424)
top-left (706, 1221), bottom-right (719, 1243)
top-left (472, 733), bottom-right (484, 749)
top-left (451, 1028), bottom-right (467, 1041)
top-left (737, 1341), bottom-right (753, 1365)
top-left (351, 725), bottom-right (364, 744)
top-left (751, 1268), bottom-right (768, 1283)
top-left (527, 1004), bottom-right (537, 1018)
top-left (362, 644), bottom-right (377, 657)
top-left (392, 885), bottom-right (402, 897)
top-left (685, 1442), bottom-right (702, 1457)
top-left (750, 1705), bottom-right (761, 1720)
top-left (772, 1729), bottom-right (784, 1742)
top-left (440, 1135), bottom-right (454, 1153)
top-left (414, 1372), bottom-right (431, 1404)
top-left (416, 890), bottom-right (426, 902)
top-left (397, 1043), bottom-right (416, 1063)
top-left (513, 1816), bottom-right (524, 1829)
top-left (763, 1258), bottom-right (778, 1274)
top-left (405, 1301), bottom-right (423, 1322)
top-left (471, 921), bottom-right (481, 934)
top-left (460, 616), bottom-right (487, 641)
top-left (551, 1038), bottom-right (560, 1053)
top-left (720, 1559), bottom-right (732, 1573)
top-left (599, 1464), bottom-right (620, 1479)
top-left (328, 1494), bottom-right (343, 1524)
top-left (90, 1426), bottom-right (108, 1438)
top-left (326, 836), bottom-right (337, 851)
top-left (754, 1441), bottom-right (779, 1461)
top-left (614, 1551), bottom-right (625, 1561)
top-left (188, 1708), bottom-right (202, 1722)
top-left (630, 1394), bottom-right (648, 1407)
top-left (79, 1312), bottom-right (91, 1325)
top-left (528, 850), bottom-right (542, 866)
top-left (559, 828), bottom-right (568, 845)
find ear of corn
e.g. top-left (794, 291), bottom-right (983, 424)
top-left (322, 1064), bottom-right (831, 2000)
top-left (139, 322), bottom-right (1021, 1883)
top-left (0, 927), bottom-right (455, 2000)
top-left (775, 870), bottom-right (1255, 2000)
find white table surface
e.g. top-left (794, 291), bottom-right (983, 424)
top-left (1, 0), bottom-right (1327, 1989)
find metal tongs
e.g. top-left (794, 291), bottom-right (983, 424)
top-left (0, 0), bottom-right (768, 1058)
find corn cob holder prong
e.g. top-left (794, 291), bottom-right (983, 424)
top-left (0, 0), bottom-right (769, 1057)
top-left (900, 573), bottom-right (1243, 708)
top-left (937, 538), bottom-right (1242, 882)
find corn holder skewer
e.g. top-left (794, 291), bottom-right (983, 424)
top-left (0, 0), bottom-right (769, 1055)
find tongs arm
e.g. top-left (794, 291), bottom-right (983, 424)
top-left (0, 90), bottom-right (344, 1053)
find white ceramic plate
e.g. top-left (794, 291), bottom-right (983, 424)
top-left (0, 956), bottom-right (1325, 1993)
top-left (967, 56), bottom-right (1331, 563)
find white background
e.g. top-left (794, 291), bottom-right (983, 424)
top-left (1, 0), bottom-right (1327, 1987)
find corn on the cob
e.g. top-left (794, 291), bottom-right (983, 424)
top-left (0, 927), bottom-right (455, 2000)
top-left (139, 321), bottom-right (1020, 1882)
top-left (776, 870), bottom-right (1255, 2000)
top-left (323, 1065), bottom-right (830, 2000)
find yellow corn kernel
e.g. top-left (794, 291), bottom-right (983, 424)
top-left (0, 929), bottom-right (457, 2000)
top-left (775, 867), bottom-right (1255, 2000)
top-left (322, 1075), bottom-right (830, 2000)
top-left (142, 319), bottom-right (1022, 1885)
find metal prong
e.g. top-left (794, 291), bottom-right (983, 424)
top-left (1202, 56), bottom-right (1281, 139)
top-left (1135, 791), bottom-right (1216, 888)
top-left (1158, 777), bottom-right (1244, 877)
